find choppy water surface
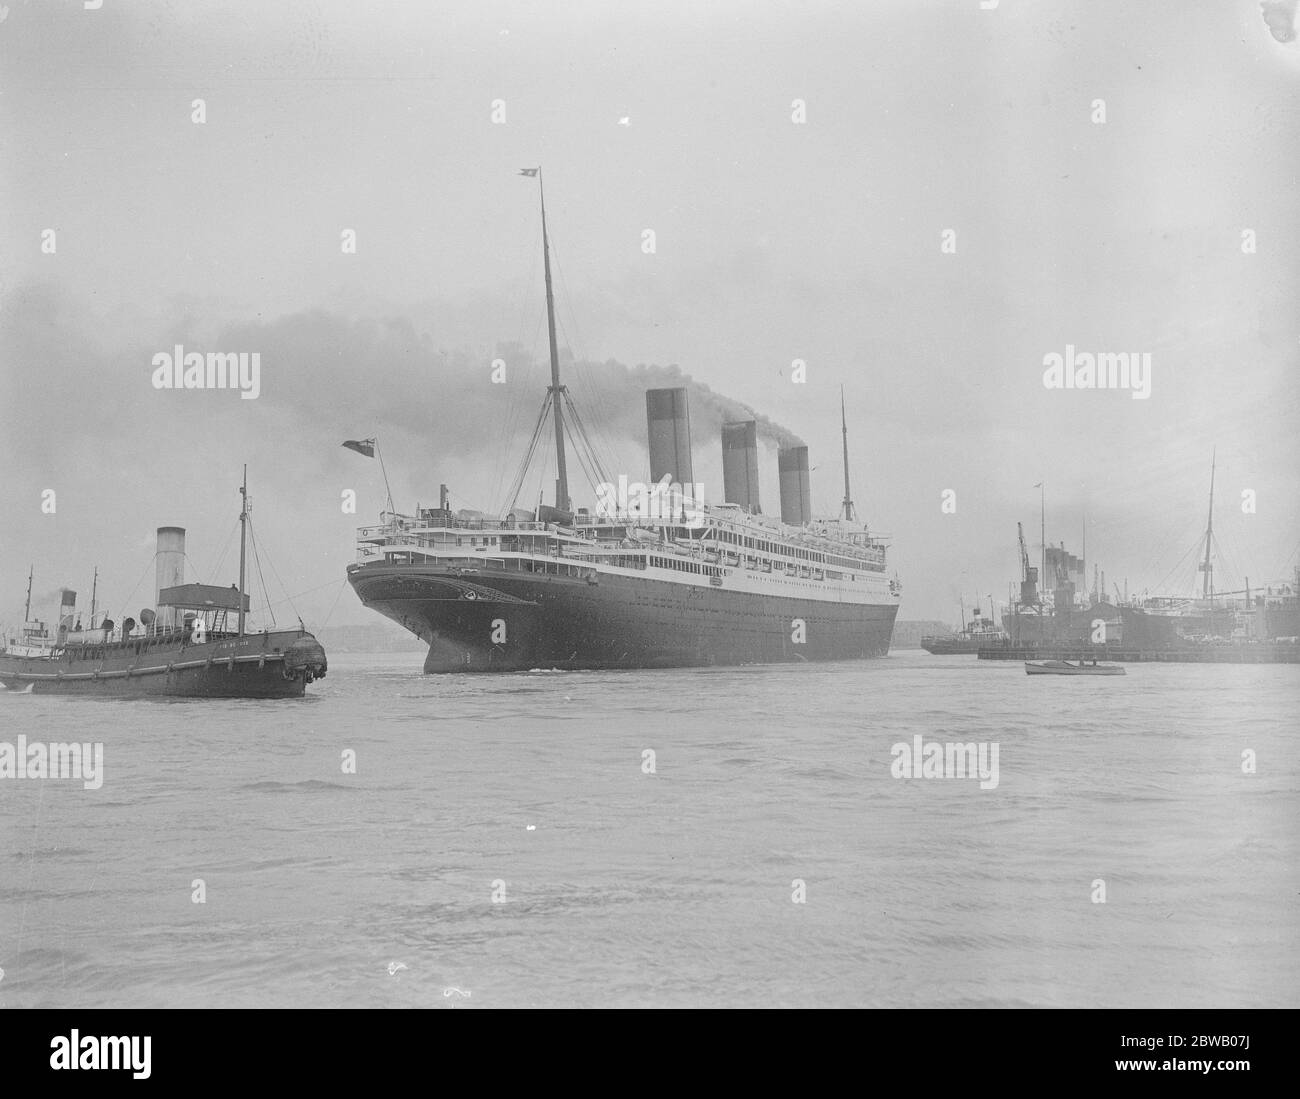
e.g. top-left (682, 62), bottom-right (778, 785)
top-left (1, 651), bottom-right (1296, 1008)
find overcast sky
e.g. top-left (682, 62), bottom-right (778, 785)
top-left (1, 0), bottom-right (1296, 628)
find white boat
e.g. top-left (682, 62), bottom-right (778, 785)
top-left (1025, 659), bottom-right (1126, 676)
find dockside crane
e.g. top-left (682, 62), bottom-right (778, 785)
top-left (1017, 522), bottom-right (1037, 601)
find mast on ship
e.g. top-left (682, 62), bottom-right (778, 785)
top-left (24, 565), bottom-right (32, 623)
top-left (1033, 481), bottom-right (1046, 613)
top-left (840, 385), bottom-right (856, 522)
top-left (1199, 449), bottom-right (1215, 601)
top-left (503, 168), bottom-right (611, 519)
top-left (531, 167), bottom-right (570, 513)
top-left (237, 465), bottom-right (248, 637)
top-left (90, 567), bottom-right (98, 629)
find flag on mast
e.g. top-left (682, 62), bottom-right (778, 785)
top-left (342, 438), bottom-right (376, 458)
top-left (518, 167), bottom-right (539, 177)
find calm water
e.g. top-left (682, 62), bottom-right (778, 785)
top-left (1, 650), bottom-right (1296, 1008)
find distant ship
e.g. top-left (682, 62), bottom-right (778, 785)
top-left (347, 170), bottom-right (902, 671)
top-left (921, 598), bottom-right (1009, 654)
top-left (0, 470), bottom-right (327, 697)
top-left (985, 458), bottom-right (1299, 664)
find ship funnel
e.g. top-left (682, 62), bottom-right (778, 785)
top-left (156, 526), bottom-right (186, 629)
top-left (722, 421), bottom-right (761, 515)
top-left (57, 588), bottom-right (77, 641)
top-left (778, 446), bottom-right (812, 526)
top-left (645, 388), bottom-right (694, 486)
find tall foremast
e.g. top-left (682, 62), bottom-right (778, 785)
top-left (237, 465), bottom-right (249, 637)
top-left (532, 168), bottom-right (570, 513)
top-left (840, 385), bottom-right (856, 522)
top-left (1200, 448), bottom-right (1216, 600)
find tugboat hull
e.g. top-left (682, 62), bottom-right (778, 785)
top-left (0, 631), bottom-right (327, 698)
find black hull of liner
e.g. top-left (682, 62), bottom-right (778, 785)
top-left (349, 565), bottom-right (899, 672)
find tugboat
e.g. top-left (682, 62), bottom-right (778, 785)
top-left (921, 597), bottom-right (1009, 654)
top-left (0, 469), bottom-right (327, 698)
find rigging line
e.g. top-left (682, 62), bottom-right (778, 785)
top-left (563, 390), bottom-right (613, 486)
top-left (549, 238), bottom-right (598, 377)
top-left (319, 576), bottom-right (351, 631)
top-left (113, 555), bottom-right (159, 624)
top-left (1269, 532), bottom-right (1300, 581)
top-left (490, 292), bottom-right (542, 514)
top-left (1211, 531), bottom-right (1242, 590)
top-left (564, 381), bottom-right (619, 485)
top-left (574, 428), bottom-right (610, 498)
top-left (522, 429), bottom-right (553, 515)
top-left (248, 515), bottom-right (303, 623)
top-left (588, 401), bottom-right (628, 487)
top-left (545, 235), bottom-right (633, 490)
top-left (560, 391), bottom-right (601, 483)
top-left (503, 392), bottom-right (552, 513)
top-left (494, 352), bottom-right (542, 515)
top-left (555, 389), bottom-right (598, 487)
top-left (530, 422), bottom-right (554, 515)
top-left (1150, 537), bottom-right (1202, 596)
top-left (202, 522), bottom-right (239, 588)
top-left (496, 214), bottom-right (550, 494)
top-left (245, 517), bottom-right (279, 625)
top-left (179, 553), bottom-right (205, 585)
top-left (501, 402), bottom-right (541, 513)
top-left (192, 522), bottom-right (232, 585)
top-left (556, 332), bottom-right (623, 474)
top-left (445, 487), bottom-right (489, 514)
top-left (560, 362), bottom-right (624, 487)
top-left (562, 416), bottom-right (600, 495)
top-left (256, 579), bottom-right (346, 613)
top-left (1224, 517), bottom-right (1272, 582)
top-left (501, 425), bottom-right (534, 514)
top-left (547, 240), bottom-right (624, 459)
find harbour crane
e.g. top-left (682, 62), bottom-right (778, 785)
top-left (1016, 522), bottom-right (1040, 608)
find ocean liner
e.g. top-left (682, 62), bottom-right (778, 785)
top-left (0, 470), bottom-right (328, 697)
top-left (346, 170), bottom-right (901, 672)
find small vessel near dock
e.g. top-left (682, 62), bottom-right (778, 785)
top-left (921, 597), bottom-right (1008, 654)
top-left (1025, 659), bottom-right (1125, 676)
top-left (0, 470), bottom-right (327, 698)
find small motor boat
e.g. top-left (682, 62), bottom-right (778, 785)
top-left (1025, 659), bottom-right (1126, 676)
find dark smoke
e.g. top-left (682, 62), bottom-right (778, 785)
top-left (608, 361), bottom-right (804, 449)
top-left (0, 283), bottom-right (804, 512)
